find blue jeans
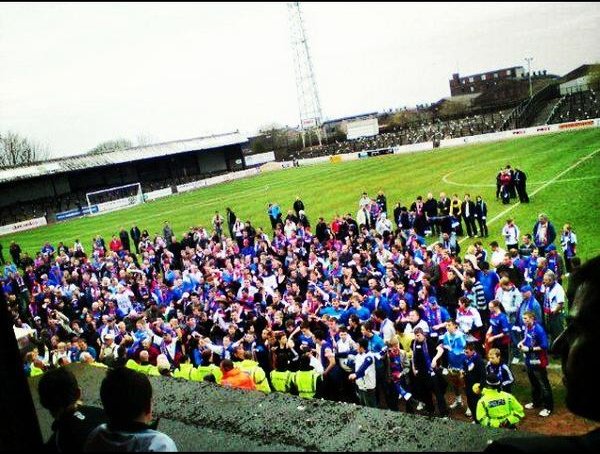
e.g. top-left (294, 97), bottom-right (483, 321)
top-left (507, 312), bottom-right (521, 359)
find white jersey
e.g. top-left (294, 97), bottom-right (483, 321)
top-left (544, 282), bottom-right (566, 312)
top-left (502, 224), bottom-right (520, 246)
top-left (336, 336), bottom-right (356, 372)
top-left (495, 286), bottom-right (522, 315)
top-left (354, 351), bottom-right (376, 391)
top-left (379, 318), bottom-right (396, 344)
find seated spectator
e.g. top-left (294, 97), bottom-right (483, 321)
top-left (38, 367), bottom-right (106, 452)
top-left (84, 367), bottom-right (177, 452)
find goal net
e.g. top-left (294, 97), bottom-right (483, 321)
top-left (86, 182), bottom-right (145, 216)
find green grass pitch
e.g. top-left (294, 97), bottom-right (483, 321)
top-left (3, 128), bottom-right (600, 261)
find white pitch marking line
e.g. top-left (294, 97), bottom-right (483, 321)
top-left (442, 174), bottom-right (600, 188)
top-left (457, 147), bottom-right (600, 245)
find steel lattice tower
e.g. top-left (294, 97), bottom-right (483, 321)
top-left (287, 2), bottom-right (323, 147)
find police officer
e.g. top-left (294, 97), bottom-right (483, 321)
top-left (485, 255), bottom-right (600, 452)
top-left (476, 372), bottom-right (524, 429)
top-left (270, 359), bottom-right (295, 394)
top-left (292, 354), bottom-right (322, 399)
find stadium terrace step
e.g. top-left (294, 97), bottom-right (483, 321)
top-left (29, 364), bottom-right (531, 451)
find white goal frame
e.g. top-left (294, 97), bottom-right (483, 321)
top-left (85, 182), bottom-right (144, 216)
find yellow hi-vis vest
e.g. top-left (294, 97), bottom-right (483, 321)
top-left (30, 365), bottom-right (44, 377)
top-left (270, 370), bottom-right (293, 393)
top-left (293, 370), bottom-right (319, 399)
top-left (238, 360), bottom-right (272, 394)
top-left (191, 364), bottom-right (223, 384)
top-left (173, 363), bottom-right (194, 380)
top-left (137, 363), bottom-right (160, 377)
top-left (476, 388), bottom-right (525, 428)
top-left (126, 359), bottom-right (140, 371)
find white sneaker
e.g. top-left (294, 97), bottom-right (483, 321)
top-left (511, 357), bottom-right (520, 365)
top-left (525, 403), bottom-right (535, 410)
top-left (416, 402), bottom-right (425, 411)
top-left (539, 409), bottom-right (552, 417)
top-left (465, 408), bottom-right (472, 417)
top-left (449, 399), bottom-right (462, 409)
top-left (403, 392), bottom-right (412, 401)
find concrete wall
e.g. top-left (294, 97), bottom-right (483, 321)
top-left (29, 364), bottom-right (529, 452)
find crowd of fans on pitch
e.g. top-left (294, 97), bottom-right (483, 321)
top-left (2, 170), bottom-right (581, 430)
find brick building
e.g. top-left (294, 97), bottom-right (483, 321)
top-left (449, 66), bottom-right (526, 96)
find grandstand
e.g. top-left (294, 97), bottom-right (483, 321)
top-left (547, 88), bottom-right (600, 124)
top-left (1, 64), bottom-right (598, 229)
top-left (299, 109), bottom-right (511, 160)
top-left (503, 64), bottom-right (600, 129)
top-left (0, 132), bottom-right (247, 225)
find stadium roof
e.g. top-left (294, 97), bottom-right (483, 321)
top-left (321, 112), bottom-right (379, 127)
top-left (561, 64), bottom-right (600, 83)
top-left (0, 131), bottom-right (248, 184)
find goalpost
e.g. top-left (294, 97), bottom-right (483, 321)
top-left (85, 182), bottom-right (145, 216)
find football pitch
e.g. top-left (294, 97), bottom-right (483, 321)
top-left (4, 128), bottom-right (600, 260)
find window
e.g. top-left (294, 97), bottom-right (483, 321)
top-left (506, 70), bottom-right (511, 76)
top-left (470, 86), bottom-right (475, 92)
top-left (481, 74), bottom-right (487, 81)
top-left (469, 77), bottom-right (474, 82)
top-left (494, 73), bottom-right (498, 78)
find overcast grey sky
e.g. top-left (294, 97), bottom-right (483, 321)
top-left (1, 2), bottom-right (599, 158)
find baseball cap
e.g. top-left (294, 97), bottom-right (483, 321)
top-left (546, 244), bottom-right (556, 252)
top-left (486, 372), bottom-right (501, 387)
top-left (520, 284), bottom-right (533, 293)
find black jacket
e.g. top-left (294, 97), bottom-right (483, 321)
top-left (130, 226), bottom-right (141, 242)
top-left (226, 210), bottom-right (236, 225)
top-left (376, 195), bottom-right (387, 214)
top-left (438, 198), bottom-right (451, 216)
top-left (293, 200), bottom-right (305, 214)
top-left (424, 198), bottom-right (438, 217)
top-left (474, 201), bottom-right (487, 219)
top-left (45, 405), bottom-right (106, 453)
top-left (461, 201), bottom-right (476, 218)
top-left (316, 221), bottom-right (329, 243)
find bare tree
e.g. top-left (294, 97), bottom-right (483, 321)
top-left (88, 139), bottom-right (133, 154)
top-left (0, 131), bottom-right (49, 167)
top-left (438, 100), bottom-right (469, 119)
top-left (136, 134), bottom-right (156, 147)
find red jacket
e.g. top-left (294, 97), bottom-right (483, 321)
top-left (109, 239), bottom-right (122, 252)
